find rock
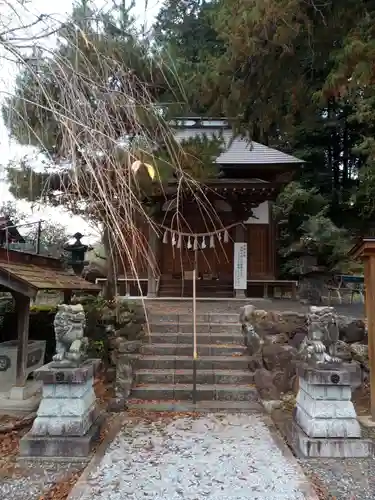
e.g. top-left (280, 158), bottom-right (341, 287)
top-left (115, 354), bottom-right (139, 400)
top-left (132, 310), bottom-right (147, 324)
top-left (256, 323), bottom-right (281, 337)
top-left (252, 309), bottom-right (269, 321)
top-left (291, 375), bottom-right (299, 394)
top-left (242, 323), bottom-right (262, 355)
top-left (105, 366), bottom-right (116, 383)
top-left (273, 311), bottom-right (306, 336)
top-left (347, 360), bottom-right (363, 390)
top-left (263, 333), bottom-right (289, 345)
top-left (241, 323), bottom-right (264, 370)
top-left (272, 370), bottom-right (292, 394)
top-left (248, 355), bottom-right (264, 372)
top-left (339, 317), bottom-right (366, 344)
top-left (335, 340), bottom-right (353, 362)
top-left (117, 339), bottom-right (143, 353)
top-left (239, 304), bottom-right (255, 323)
top-left (116, 323), bottom-right (145, 340)
top-left (250, 310), bottom-right (306, 339)
top-left (350, 342), bottom-right (369, 371)
top-left (262, 344), bottom-right (298, 373)
top-left (107, 397), bottom-right (128, 412)
top-left (288, 329), bottom-right (307, 349)
top-left (254, 368), bottom-right (281, 400)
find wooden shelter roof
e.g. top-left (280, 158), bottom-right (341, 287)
top-left (349, 237), bottom-right (375, 259)
top-left (0, 248), bottom-right (99, 298)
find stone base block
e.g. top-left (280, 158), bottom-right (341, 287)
top-left (19, 414), bottom-right (105, 460)
top-left (0, 381), bottom-right (42, 416)
top-left (295, 362), bottom-right (363, 439)
top-left (8, 381), bottom-right (42, 400)
top-left (295, 405), bottom-right (361, 438)
top-left (287, 420), bottom-right (373, 458)
top-left (30, 403), bottom-right (101, 437)
top-left (0, 392), bottom-right (41, 416)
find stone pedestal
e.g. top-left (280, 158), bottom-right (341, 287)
top-left (19, 359), bottom-right (104, 460)
top-left (289, 363), bottom-right (372, 458)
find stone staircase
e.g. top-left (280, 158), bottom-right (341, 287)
top-left (127, 312), bottom-right (261, 412)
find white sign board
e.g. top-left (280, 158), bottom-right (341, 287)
top-left (233, 242), bottom-right (247, 290)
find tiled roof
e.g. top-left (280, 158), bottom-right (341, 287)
top-left (173, 127), bottom-right (303, 165)
top-left (0, 260), bottom-right (99, 294)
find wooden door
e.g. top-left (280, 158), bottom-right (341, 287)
top-left (247, 225), bottom-right (271, 278)
top-left (197, 236), bottom-right (233, 278)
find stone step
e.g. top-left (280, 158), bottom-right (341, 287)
top-left (135, 369), bottom-right (254, 385)
top-left (136, 355), bottom-right (251, 370)
top-left (131, 384), bottom-right (258, 402)
top-left (126, 400), bottom-right (262, 413)
top-left (148, 332), bottom-right (245, 345)
top-left (148, 322), bottom-right (241, 334)
top-left (146, 313), bottom-right (239, 324)
top-left (141, 343), bottom-right (246, 356)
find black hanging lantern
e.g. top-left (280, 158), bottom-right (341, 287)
top-left (64, 232), bottom-right (91, 275)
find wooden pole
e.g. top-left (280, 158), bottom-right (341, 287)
top-left (192, 267), bottom-right (197, 405)
top-left (364, 256), bottom-right (375, 420)
top-left (147, 226), bottom-right (158, 298)
top-left (15, 294), bottom-right (31, 387)
top-left (103, 226), bottom-right (116, 300)
top-left (36, 220), bottom-right (42, 254)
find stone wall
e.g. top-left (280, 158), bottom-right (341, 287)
top-left (240, 305), bottom-right (367, 401)
top-left (108, 307), bottom-right (146, 411)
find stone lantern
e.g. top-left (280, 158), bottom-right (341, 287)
top-left (64, 232), bottom-right (91, 275)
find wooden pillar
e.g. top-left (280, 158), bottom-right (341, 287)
top-left (14, 293), bottom-right (31, 387)
top-left (268, 201), bottom-right (277, 279)
top-left (234, 224), bottom-right (247, 298)
top-left (147, 226), bottom-right (159, 298)
top-left (350, 238), bottom-right (375, 420)
top-left (364, 256), bottom-right (375, 419)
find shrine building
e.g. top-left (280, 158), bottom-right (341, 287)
top-left (115, 118), bottom-right (303, 298)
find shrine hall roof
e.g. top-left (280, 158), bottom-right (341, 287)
top-left (0, 249), bottom-right (99, 298)
top-left (171, 118), bottom-right (303, 166)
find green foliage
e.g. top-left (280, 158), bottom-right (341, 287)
top-left (6, 0), bottom-right (375, 276)
top-left (154, 0), bottom-right (224, 114)
top-left (153, 0), bottom-right (375, 228)
top-left (274, 182), bottom-right (352, 276)
top-left (73, 295), bottom-right (145, 362)
top-left (153, 134), bottom-right (223, 181)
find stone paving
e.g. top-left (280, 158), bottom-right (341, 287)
top-left (72, 413), bottom-right (317, 500)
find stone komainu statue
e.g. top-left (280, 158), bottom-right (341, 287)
top-left (299, 306), bottom-right (342, 366)
top-left (53, 303), bottom-right (88, 365)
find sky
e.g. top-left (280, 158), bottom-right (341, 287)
top-left (0, 0), bottom-right (160, 241)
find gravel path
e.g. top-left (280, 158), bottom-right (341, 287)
top-left (301, 458), bottom-right (375, 500)
top-left (73, 413), bottom-right (315, 500)
top-left (0, 462), bottom-right (84, 500)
